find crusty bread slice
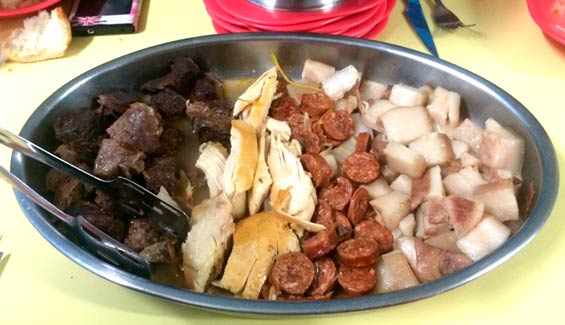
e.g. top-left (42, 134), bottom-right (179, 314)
top-left (2, 7), bottom-right (71, 63)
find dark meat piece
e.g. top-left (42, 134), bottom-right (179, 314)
top-left (45, 169), bottom-right (88, 211)
top-left (269, 252), bottom-right (315, 296)
top-left (106, 103), bottom-right (163, 154)
top-left (54, 144), bottom-right (82, 165)
top-left (335, 211), bottom-right (353, 242)
top-left (141, 56), bottom-right (203, 95)
top-left (154, 127), bottom-right (185, 155)
top-left (97, 90), bottom-right (138, 115)
top-left (93, 138), bottom-right (146, 179)
top-left (94, 190), bottom-right (115, 214)
top-left (191, 74), bottom-right (221, 101)
top-left (53, 107), bottom-right (103, 153)
top-left (151, 88), bottom-right (187, 119)
top-left (270, 96), bottom-right (299, 121)
top-left (68, 200), bottom-right (125, 241)
top-left (124, 218), bottom-right (161, 252)
top-left (186, 100), bottom-right (232, 144)
top-left (142, 156), bottom-right (179, 194)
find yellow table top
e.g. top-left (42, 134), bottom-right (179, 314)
top-left (0, 0), bottom-right (563, 323)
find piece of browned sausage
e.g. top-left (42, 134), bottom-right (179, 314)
top-left (354, 218), bottom-right (394, 254)
top-left (299, 93), bottom-right (334, 117)
top-left (301, 153), bottom-right (333, 188)
top-left (343, 152), bottom-right (381, 184)
top-left (301, 224), bottom-right (339, 260)
top-left (337, 265), bottom-right (377, 296)
top-left (347, 187), bottom-right (371, 225)
top-left (288, 112), bottom-right (322, 154)
top-left (335, 210), bottom-right (353, 242)
top-left (309, 257), bottom-right (337, 297)
top-left (312, 201), bottom-right (334, 228)
top-left (337, 237), bottom-right (379, 267)
top-left (322, 110), bottom-right (354, 141)
top-left (320, 176), bottom-right (354, 211)
top-left (269, 252), bottom-right (315, 296)
top-left (270, 96), bottom-right (299, 121)
top-left (354, 132), bottom-right (372, 153)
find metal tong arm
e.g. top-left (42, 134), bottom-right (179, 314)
top-left (0, 164), bottom-right (151, 278)
top-left (0, 127), bottom-right (111, 192)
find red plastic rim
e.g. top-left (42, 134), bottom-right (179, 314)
top-left (526, 0), bottom-right (565, 45)
top-left (0, 0), bottom-right (62, 18)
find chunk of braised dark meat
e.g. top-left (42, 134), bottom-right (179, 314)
top-left (53, 144), bottom-right (82, 165)
top-left (45, 169), bottom-right (89, 211)
top-left (124, 218), bottom-right (162, 252)
top-left (93, 138), bottom-right (146, 179)
top-left (190, 74), bottom-right (221, 101)
top-left (151, 88), bottom-right (187, 119)
top-left (68, 200), bottom-right (126, 241)
top-left (186, 100), bottom-right (232, 145)
top-left (53, 107), bottom-right (104, 152)
top-left (142, 156), bottom-right (179, 194)
top-left (141, 56), bottom-right (203, 95)
top-left (139, 241), bottom-right (170, 263)
top-left (97, 90), bottom-right (139, 115)
top-left (94, 190), bottom-right (116, 215)
top-left (106, 102), bottom-right (163, 154)
top-left (154, 126), bottom-right (185, 155)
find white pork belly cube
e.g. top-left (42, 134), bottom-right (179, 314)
top-left (450, 139), bottom-right (470, 159)
top-left (473, 178), bottom-right (519, 222)
top-left (443, 166), bottom-right (487, 196)
top-left (359, 99), bottom-right (397, 131)
top-left (409, 132), bottom-right (455, 167)
top-left (301, 59), bottom-right (335, 84)
top-left (384, 142), bottom-right (427, 179)
top-left (389, 84), bottom-right (429, 106)
top-left (444, 195), bottom-right (484, 237)
top-left (398, 213), bottom-right (416, 237)
top-left (360, 79), bottom-right (390, 102)
top-left (411, 165), bottom-right (444, 209)
top-left (456, 216), bottom-right (511, 261)
top-left (376, 250), bottom-right (420, 293)
top-left (460, 152), bottom-right (481, 168)
top-left (335, 95), bottom-right (358, 113)
top-left (370, 190), bottom-right (412, 230)
top-left (424, 231), bottom-right (460, 253)
top-left (426, 86), bottom-right (461, 127)
top-left (454, 118), bottom-right (483, 153)
top-left (390, 174), bottom-right (413, 195)
top-left (478, 118), bottom-right (525, 175)
top-left (322, 64), bottom-right (361, 100)
top-left (415, 197), bottom-right (450, 239)
top-left (380, 106), bottom-right (434, 144)
top-left (361, 176), bottom-right (392, 199)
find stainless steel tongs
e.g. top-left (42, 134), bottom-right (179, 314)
top-left (0, 164), bottom-right (151, 278)
top-left (0, 127), bottom-right (191, 240)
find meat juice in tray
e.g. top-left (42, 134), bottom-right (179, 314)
top-left (45, 56), bottom-right (529, 300)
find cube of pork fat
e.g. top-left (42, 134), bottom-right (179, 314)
top-left (360, 99), bottom-right (397, 132)
top-left (321, 65), bottom-right (361, 100)
top-left (443, 166), bottom-right (488, 197)
top-left (370, 191), bottom-right (412, 230)
top-left (478, 119), bottom-right (525, 175)
top-left (388, 84), bottom-right (430, 107)
top-left (415, 197), bottom-right (451, 239)
top-left (444, 195), bottom-right (485, 238)
top-left (453, 119), bottom-right (483, 153)
top-left (384, 142), bottom-right (427, 179)
top-left (360, 80), bottom-right (390, 103)
top-left (380, 106), bottom-right (434, 144)
top-left (390, 174), bottom-right (413, 195)
top-left (301, 59), bottom-right (336, 85)
top-left (411, 165), bottom-right (444, 209)
top-left (361, 177), bottom-right (393, 199)
top-left (408, 132), bottom-right (455, 167)
top-left (376, 250), bottom-right (420, 293)
top-left (473, 179), bottom-right (520, 222)
top-left (426, 86), bottom-right (461, 128)
top-left (456, 216), bottom-right (511, 261)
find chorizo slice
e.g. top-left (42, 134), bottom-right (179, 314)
top-left (347, 187), bottom-right (371, 225)
top-left (337, 237), bottom-right (379, 267)
top-left (309, 257), bottom-right (337, 297)
top-left (322, 110), bottom-right (354, 141)
top-left (335, 211), bottom-right (353, 242)
top-left (354, 219), bottom-right (394, 254)
top-left (312, 201), bottom-right (334, 228)
top-left (320, 176), bottom-right (354, 211)
top-left (343, 152), bottom-right (381, 184)
top-left (355, 132), bottom-right (372, 153)
top-left (301, 224), bottom-right (339, 260)
top-left (270, 96), bottom-right (299, 121)
top-left (288, 112), bottom-right (322, 154)
top-left (299, 93), bottom-right (334, 117)
top-left (269, 252), bottom-right (315, 296)
top-left (337, 265), bottom-right (377, 296)
top-left (301, 153), bottom-right (333, 188)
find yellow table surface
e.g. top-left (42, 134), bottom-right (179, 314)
top-left (0, 0), bottom-right (564, 323)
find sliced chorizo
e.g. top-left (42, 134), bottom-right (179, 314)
top-left (347, 187), bottom-right (371, 225)
top-left (337, 265), bottom-right (377, 296)
top-left (343, 152), bottom-right (381, 184)
top-left (354, 132), bottom-right (371, 153)
top-left (301, 224), bottom-right (339, 260)
top-left (354, 219), bottom-right (394, 254)
top-left (337, 237), bottom-right (379, 267)
top-left (309, 257), bottom-right (337, 297)
top-left (270, 96), bottom-right (299, 121)
top-left (335, 211), bottom-right (353, 242)
top-left (299, 93), bottom-right (334, 117)
top-left (319, 176), bottom-right (354, 211)
top-left (322, 110), bottom-right (354, 141)
top-left (288, 112), bottom-right (321, 154)
top-left (312, 201), bottom-right (334, 228)
top-left (269, 252), bottom-right (315, 296)
top-left (301, 153), bottom-right (333, 188)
